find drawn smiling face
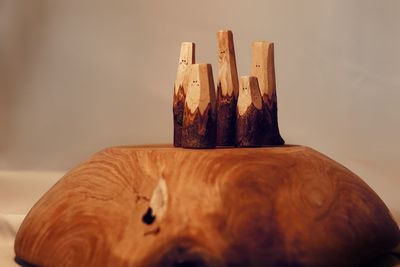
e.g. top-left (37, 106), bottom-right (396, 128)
top-left (175, 42), bottom-right (195, 93)
top-left (217, 31), bottom-right (239, 97)
top-left (179, 58), bottom-right (188, 66)
top-left (218, 49), bottom-right (226, 61)
top-left (251, 42), bottom-right (277, 99)
top-left (185, 64), bottom-right (215, 115)
top-left (238, 76), bottom-right (262, 115)
top-left (190, 79), bottom-right (199, 87)
top-left (186, 66), bottom-right (202, 113)
top-left (178, 58), bottom-right (190, 75)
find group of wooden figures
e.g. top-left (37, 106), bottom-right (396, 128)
top-left (173, 30), bottom-right (285, 148)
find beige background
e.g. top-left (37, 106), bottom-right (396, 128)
top-left (1, 1), bottom-right (400, 210)
top-left (0, 1), bottom-right (400, 266)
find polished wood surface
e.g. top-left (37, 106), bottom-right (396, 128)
top-left (15, 146), bottom-right (399, 266)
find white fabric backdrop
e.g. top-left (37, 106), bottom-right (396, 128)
top-left (0, 171), bottom-right (63, 267)
top-left (0, 0), bottom-right (399, 266)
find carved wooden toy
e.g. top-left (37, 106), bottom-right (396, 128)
top-left (236, 76), bottom-right (263, 147)
top-left (215, 30), bottom-right (239, 146)
top-left (173, 42), bottom-right (195, 147)
top-left (181, 64), bottom-right (216, 148)
top-left (251, 41), bottom-right (285, 146)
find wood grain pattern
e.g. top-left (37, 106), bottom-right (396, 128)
top-left (173, 42), bottom-right (195, 147)
top-left (215, 30), bottom-right (239, 146)
top-left (251, 41), bottom-right (285, 146)
top-left (15, 146), bottom-right (399, 267)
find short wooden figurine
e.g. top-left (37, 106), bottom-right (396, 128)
top-left (181, 64), bottom-right (216, 148)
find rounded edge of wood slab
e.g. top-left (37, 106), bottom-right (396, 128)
top-left (14, 145), bottom-right (400, 267)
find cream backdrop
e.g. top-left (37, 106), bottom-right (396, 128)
top-left (1, 0), bottom-right (400, 221)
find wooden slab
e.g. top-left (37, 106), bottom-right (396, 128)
top-left (15, 146), bottom-right (399, 266)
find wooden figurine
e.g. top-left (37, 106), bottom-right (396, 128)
top-left (173, 42), bottom-right (195, 147)
top-left (181, 64), bottom-right (216, 148)
top-left (236, 76), bottom-right (263, 147)
top-left (215, 30), bottom-right (239, 146)
top-left (251, 41), bottom-right (285, 146)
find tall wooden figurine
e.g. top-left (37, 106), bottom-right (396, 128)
top-left (182, 64), bottom-right (216, 148)
top-left (251, 42), bottom-right (285, 145)
top-left (173, 42), bottom-right (195, 147)
top-left (215, 30), bottom-right (239, 146)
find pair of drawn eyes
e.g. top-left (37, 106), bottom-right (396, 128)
top-left (255, 64), bottom-right (261, 67)
top-left (192, 80), bottom-right (200, 86)
top-left (242, 87), bottom-right (248, 90)
top-left (179, 59), bottom-right (188, 65)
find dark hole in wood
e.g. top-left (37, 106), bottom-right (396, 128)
top-left (142, 207), bottom-right (156, 225)
top-left (172, 260), bottom-right (206, 267)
